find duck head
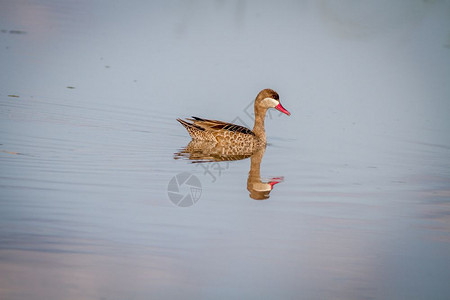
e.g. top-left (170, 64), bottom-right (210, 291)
top-left (255, 89), bottom-right (291, 116)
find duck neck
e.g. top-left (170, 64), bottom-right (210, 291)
top-left (252, 105), bottom-right (267, 143)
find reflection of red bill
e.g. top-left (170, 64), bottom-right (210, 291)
top-left (275, 103), bottom-right (291, 116)
top-left (269, 176), bottom-right (284, 189)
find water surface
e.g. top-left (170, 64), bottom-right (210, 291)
top-left (1, 1), bottom-right (450, 299)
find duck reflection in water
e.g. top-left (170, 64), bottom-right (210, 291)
top-left (174, 141), bottom-right (283, 200)
top-left (175, 88), bottom-right (290, 200)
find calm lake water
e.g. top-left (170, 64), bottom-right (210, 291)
top-left (1, 1), bottom-right (450, 299)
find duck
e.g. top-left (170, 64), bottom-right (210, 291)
top-left (177, 89), bottom-right (290, 146)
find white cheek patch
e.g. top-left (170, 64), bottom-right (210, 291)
top-left (261, 97), bottom-right (279, 108)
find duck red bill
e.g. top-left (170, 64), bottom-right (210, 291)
top-left (275, 103), bottom-right (291, 116)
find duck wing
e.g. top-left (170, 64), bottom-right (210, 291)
top-left (187, 116), bottom-right (255, 136)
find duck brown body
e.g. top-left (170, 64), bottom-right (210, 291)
top-left (177, 89), bottom-right (290, 146)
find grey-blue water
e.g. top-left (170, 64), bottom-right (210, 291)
top-left (1, 1), bottom-right (450, 299)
